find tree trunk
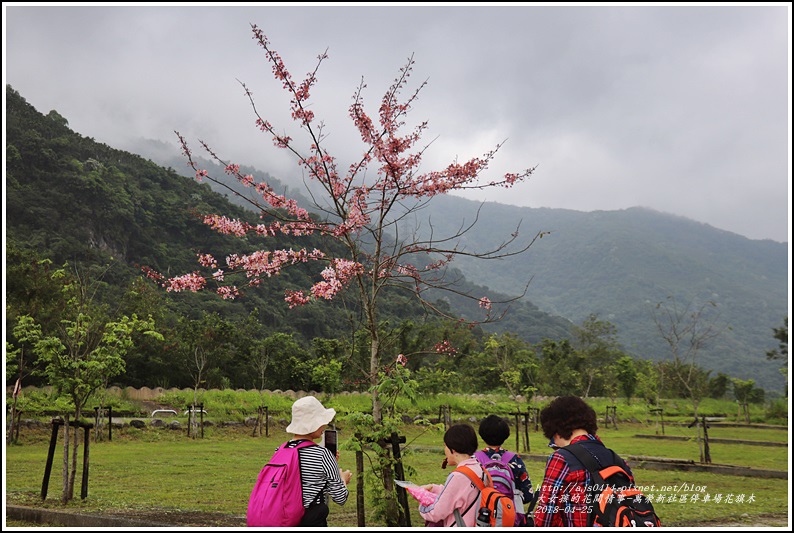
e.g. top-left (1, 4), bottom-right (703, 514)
top-left (370, 333), bottom-right (382, 424)
top-left (583, 374), bottom-right (593, 398)
top-left (68, 405), bottom-right (82, 501)
top-left (366, 314), bottom-right (400, 525)
top-left (8, 398), bottom-right (18, 445)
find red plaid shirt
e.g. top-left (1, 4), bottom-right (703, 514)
top-left (533, 434), bottom-right (634, 527)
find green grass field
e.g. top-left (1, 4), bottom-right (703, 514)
top-left (4, 419), bottom-right (789, 527)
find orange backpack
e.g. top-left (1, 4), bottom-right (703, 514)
top-left (456, 465), bottom-right (517, 527)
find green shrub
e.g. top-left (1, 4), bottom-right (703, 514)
top-left (764, 398), bottom-right (788, 423)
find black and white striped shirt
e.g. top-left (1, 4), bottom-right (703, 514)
top-left (285, 440), bottom-right (349, 507)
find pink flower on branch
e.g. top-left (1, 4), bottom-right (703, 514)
top-left (434, 340), bottom-right (458, 355)
top-left (309, 258), bottom-right (364, 301)
top-left (164, 272), bottom-right (206, 293)
top-left (285, 289), bottom-right (311, 308)
top-left (216, 285), bottom-right (239, 300)
top-left (204, 215), bottom-right (248, 237)
top-left (141, 266), bottom-right (164, 283)
top-left (198, 254), bottom-right (218, 268)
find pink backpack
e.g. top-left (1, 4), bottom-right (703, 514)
top-left (247, 440), bottom-right (316, 527)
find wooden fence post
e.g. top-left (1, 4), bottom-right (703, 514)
top-left (513, 411), bottom-right (520, 452)
top-left (94, 407), bottom-right (100, 443)
top-left (200, 403), bottom-right (204, 439)
top-left (390, 432), bottom-right (411, 527)
top-left (81, 424), bottom-right (90, 499)
top-left (42, 418), bottom-right (94, 501)
top-left (41, 418), bottom-right (62, 500)
top-left (702, 416), bottom-right (711, 464)
top-left (355, 434), bottom-right (365, 527)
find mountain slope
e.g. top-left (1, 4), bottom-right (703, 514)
top-left (412, 194), bottom-right (788, 391)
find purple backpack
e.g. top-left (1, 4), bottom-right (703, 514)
top-left (247, 440), bottom-right (316, 527)
top-left (474, 449), bottom-right (525, 526)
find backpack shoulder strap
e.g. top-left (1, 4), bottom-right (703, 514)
top-left (562, 441), bottom-right (607, 486)
top-left (500, 450), bottom-right (517, 463)
top-left (474, 450), bottom-right (489, 464)
top-left (455, 465), bottom-right (487, 491)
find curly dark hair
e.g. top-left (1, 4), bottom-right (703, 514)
top-left (478, 414), bottom-right (510, 447)
top-left (443, 423), bottom-right (478, 455)
top-left (540, 396), bottom-right (598, 440)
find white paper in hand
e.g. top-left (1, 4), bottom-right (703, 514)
top-left (395, 480), bottom-right (437, 506)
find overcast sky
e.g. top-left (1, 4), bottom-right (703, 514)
top-left (4, 3), bottom-right (791, 243)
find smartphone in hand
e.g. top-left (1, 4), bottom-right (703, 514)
top-left (323, 429), bottom-right (338, 457)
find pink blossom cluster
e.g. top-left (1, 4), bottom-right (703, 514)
top-left (397, 263), bottom-right (419, 280)
top-left (225, 248), bottom-right (326, 280)
top-left (284, 289), bottom-right (311, 308)
top-left (479, 297), bottom-right (492, 310)
top-left (203, 215), bottom-right (248, 237)
top-left (198, 254), bottom-right (218, 269)
top-left (310, 268), bottom-right (342, 300)
top-left (204, 214), bottom-right (325, 240)
top-left (216, 286), bottom-right (239, 300)
top-left (164, 272), bottom-right (206, 293)
top-left (309, 258), bottom-right (364, 300)
top-left (252, 24), bottom-right (318, 128)
top-left (141, 266), bottom-right (164, 282)
top-left (283, 258), bottom-right (363, 307)
top-left (434, 340), bottom-right (458, 355)
top-left (396, 353), bottom-right (408, 367)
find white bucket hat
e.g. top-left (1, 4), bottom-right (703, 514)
top-left (286, 396), bottom-right (336, 434)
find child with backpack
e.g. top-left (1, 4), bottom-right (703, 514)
top-left (417, 424), bottom-right (487, 527)
top-left (477, 414), bottom-right (535, 526)
top-left (247, 396), bottom-right (352, 527)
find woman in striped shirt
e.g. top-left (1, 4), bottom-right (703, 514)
top-left (284, 396), bottom-right (352, 527)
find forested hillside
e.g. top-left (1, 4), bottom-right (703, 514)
top-left (5, 85), bottom-right (577, 393)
